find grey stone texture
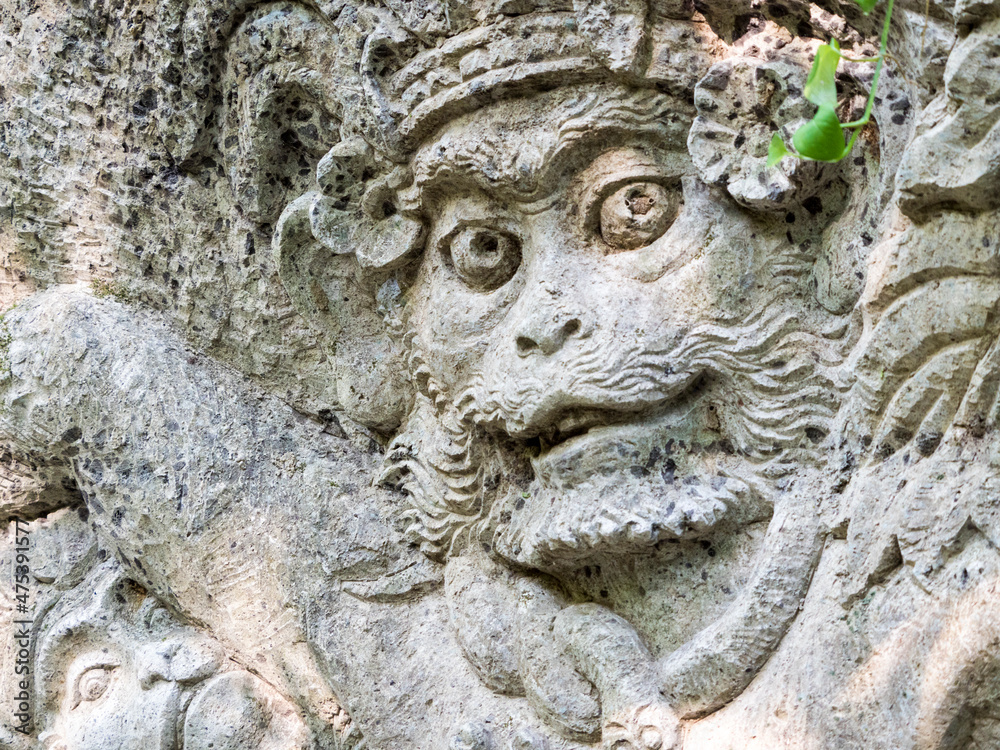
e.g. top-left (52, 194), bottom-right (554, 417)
top-left (1, 0), bottom-right (1000, 748)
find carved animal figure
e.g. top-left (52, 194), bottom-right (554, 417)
top-left (5, 0), bottom-right (1000, 748)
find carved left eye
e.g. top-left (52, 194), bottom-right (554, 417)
top-left (446, 227), bottom-right (522, 292)
top-left (72, 665), bottom-right (116, 709)
top-left (599, 181), bottom-right (681, 252)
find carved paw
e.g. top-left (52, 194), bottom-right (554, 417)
top-left (445, 554), bottom-right (525, 696)
top-left (602, 703), bottom-right (680, 750)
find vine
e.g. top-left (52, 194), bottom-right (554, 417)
top-left (767, 0), bottom-right (896, 166)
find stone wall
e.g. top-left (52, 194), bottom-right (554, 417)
top-left (1, 1), bottom-right (1000, 748)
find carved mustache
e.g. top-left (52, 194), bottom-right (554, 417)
top-left (451, 306), bottom-right (850, 454)
top-left (389, 303), bottom-right (850, 559)
top-left (455, 336), bottom-right (704, 436)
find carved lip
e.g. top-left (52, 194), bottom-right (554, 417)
top-left (538, 409), bottom-right (649, 459)
top-left (537, 409), bottom-right (634, 453)
top-left (525, 372), bottom-right (704, 456)
top-left (531, 405), bottom-right (695, 474)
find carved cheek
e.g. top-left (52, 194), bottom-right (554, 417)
top-left (570, 262), bottom-right (711, 360)
top-left (408, 258), bottom-right (522, 393)
top-left (426, 266), bottom-right (522, 341)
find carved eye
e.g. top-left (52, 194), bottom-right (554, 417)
top-left (599, 181), bottom-right (681, 252)
top-left (446, 227), bottom-right (522, 292)
top-left (72, 665), bottom-right (116, 709)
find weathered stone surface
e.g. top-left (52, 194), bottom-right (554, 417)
top-left (1, 1), bottom-right (1000, 748)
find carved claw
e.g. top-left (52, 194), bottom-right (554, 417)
top-left (553, 604), bottom-right (681, 749)
top-left (602, 703), bottom-right (680, 750)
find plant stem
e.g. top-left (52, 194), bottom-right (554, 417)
top-left (837, 55), bottom-right (881, 63)
top-left (842, 0), bottom-right (896, 129)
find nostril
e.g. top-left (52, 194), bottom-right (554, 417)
top-left (563, 319), bottom-right (581, 337)
top-left (516, 336), bottom-right (538, 355)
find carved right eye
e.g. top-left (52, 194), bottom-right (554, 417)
top-left (446, 227), bottom-right (522, 292)
top-left (72, 665), bottom-right (116, 709)
top-left (599, 181), bottom-right (681, 252)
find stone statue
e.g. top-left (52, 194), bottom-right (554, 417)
top-left (2, 0), bottom-right (1000, 748)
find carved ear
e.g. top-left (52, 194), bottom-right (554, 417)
top-left (158, 0), bottom-right (343, 175)
top-left (197, 4), bottom-right (421, 433)
top-left (216, 6), bottom-right (342, 224)
top-left (273, 176), bottom-right (422, 433)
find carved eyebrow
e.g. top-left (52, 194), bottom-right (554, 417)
top-left (414, 126), bottom-right (687, 208)
top-left (412, 132), bottom-right (571, 204)
top-left (411, 89), bottom-right (694, 206)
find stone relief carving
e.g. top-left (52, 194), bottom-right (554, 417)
top-left (1, 510), bottom-right (323, 749)
top-left (1, 0), bottom-right (1000, 748)
top-left (37, 565), bottom-right (314, 750)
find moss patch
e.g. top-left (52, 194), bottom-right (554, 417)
top-left (90, 277), bottom-right (135, 303)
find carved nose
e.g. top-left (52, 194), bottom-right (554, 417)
top-left (516, 317), bottom-right (583, 357)
top-left (137, 637), bottom-right (225, 689)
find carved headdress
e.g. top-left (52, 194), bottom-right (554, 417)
top-left (283, 0), bottom-right (722, 268)
top-left (159, 0), bottom-right (886, 434)
top-left (353, 0), bottom-right (710, 157)
top-left (262, 0), bottom-right (728, 429)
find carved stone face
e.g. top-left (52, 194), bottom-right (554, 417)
top-left (37, 576), bottom-right (309, 750)
top-left (400, 83), bottom-right (840, 568)
top-left (410, 86), bottom-right (710, 439)
top-left (40, 613), bottom-right (224, 750)
top-left (410, 83), bottom-right (817, 438)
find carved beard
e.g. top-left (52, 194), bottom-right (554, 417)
top-left (382, 304), bottom-right (849, 568)
top-left (491, 434), bottom-right (772, 575)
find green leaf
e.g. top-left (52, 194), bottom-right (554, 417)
top-left (766, 132), bottom-right (792, 167)
top-left (853, 0), bottom-right (878, 13)
top-left (792, 105), bottom-right (850, 162)
top-left (804, 43), bottom-right (841, 109)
